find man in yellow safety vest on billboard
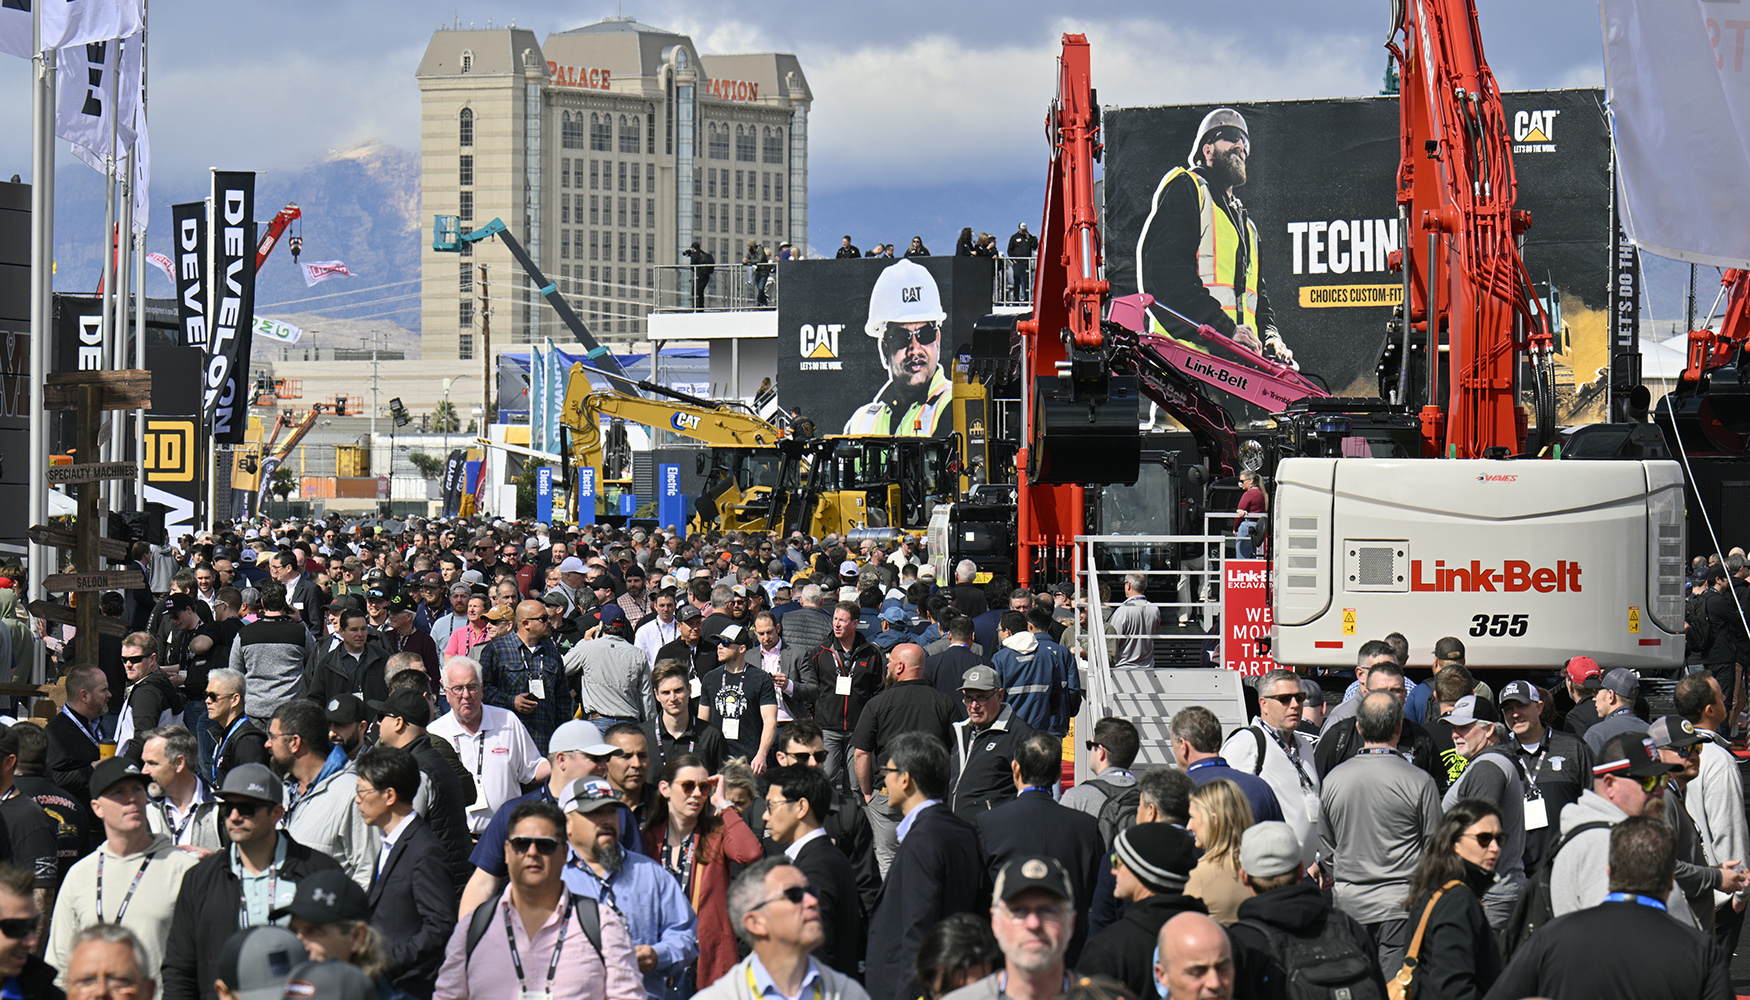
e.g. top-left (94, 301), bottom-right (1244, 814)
top-left (843, 258), bottom-right (954, 436)
top-left (1136, 107), bottom-right (1295, 368)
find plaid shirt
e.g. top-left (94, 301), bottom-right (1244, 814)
top-left (477, 633), bottom-right (573, 755)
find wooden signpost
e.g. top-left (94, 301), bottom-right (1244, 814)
top-left (39, 370), bottom-right (152, 668)
top-left (25, 600), bottom-right (127, 639)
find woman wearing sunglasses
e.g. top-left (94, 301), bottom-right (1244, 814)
top-left (1395, 798), bottom-right (1503, 1000)
top-left (643, 755), bottom-right (761, 998)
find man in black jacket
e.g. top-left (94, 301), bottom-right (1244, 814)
top-left (46, 664), bottom-right (110, 814)
top-left (269, 550), bottom-right (324, 634)
top-left (204, 668), bottom-right (271, 787)
top-left (866, 732), bottom-right (984, 1000)
top-left (1228, 821), bottom-right (1384, 1000)
top-left (764, 764), bottom-right (865, 978)
top-left (305, 610), bottom-right (389, 707)
top-left (1313, 660), bottom-right (1442, 789)
top-left (117, 631), bottom-right (186, 760)
top-left (1484, 816), bottom-right (1733, 1000)
top-left (1076, 823), bottom-right (1207, 998)
top-left (949, 666), bottom-right (1034, 820)
top-left (811, 603), bottom-right (883, 797)
top-left (0, 862), bottom-right (60, 999)
top-left (923, 617), bottom-right (985, 703)
top-left (775, 720), bottom-right (880, 917)
top-left (160, 763), bottom-right (343, 1000)
top-left (976, 731), bottom-right (1104, 964)
top-left (356, 746), bottom-right (455, 997)
top-left (368, 687), bottom-right (473, 893)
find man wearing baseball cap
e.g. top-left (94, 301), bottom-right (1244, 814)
top-left (213, 925), bottom-right (308, 1000)
top-left (568, 608), bottom-right (657, 739)
top-left (383, 593), bottom-right (440, 683)
top-left (46, 756), bottom-right (200, 989)
top-left (1228, 822), bottom-right (1385, 1000)
top-left (1496, 680), bottom-right (1591, 875)
top-left (1553, 655), bottom-right (1604, 735)
top-left (699, 623), bottom-right (778, 770)
top-left (940, 857), bottom-right (1074, 1000)
top-left (370, 688), bottom-right (474, 891)
top-left (1548, 733), bottom-right (1693, 920)
top-left (1583, 668), bottom-right (1650, 756)
top-left (271, 869), bottom-right (401, 996)
top-left (1438, 696), bottom-right (1528, 928)
top-left (160, 763), bottom-right (346, 1000)
top-left (949, 665), bottom-right (1034, 820)
top-left (1648, 715), bottom-right (1749, 934)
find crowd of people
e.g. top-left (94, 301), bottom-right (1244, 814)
top-left (0, 517), bottom-right (1741, 999)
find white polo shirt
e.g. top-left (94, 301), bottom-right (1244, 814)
top-left (429, 704), bottom-right (544, 834)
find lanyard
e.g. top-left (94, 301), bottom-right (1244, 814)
top-left (1602, 892), bottom-right (1667, 911)
top-left (567, 856), bottom-right (622, 917)
top-left (165, 800), bottom-right (198, 845)
top-left (237, 865), bottom-right (279, 929)
top-left (746, 961), bottom-right (823, 1000)
top-left (1358, 747), bottom-right (1400, 756)
top-left (212, 718), bottom-right (250, 785)
top-left (503, 892), bottom-right (572, 996)
top-left (664, 831), bottom-right (696, 890)
top-left (1264, 725), bottom-right (1316, 791)
top-left (96, 851), bottom-right (153, 924)
top-left (61, 706), bottom-right (103, 748)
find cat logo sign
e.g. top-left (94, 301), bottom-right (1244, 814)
top-left (799, 323), bottom-right (843, 371)
top-left (1512, 109), bottom-right (1558, 154)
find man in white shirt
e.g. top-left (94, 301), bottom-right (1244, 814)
top-left (429, 584), bottom-right (471, 653)
top-left (429, 654), bottom-right (546, 835)
top-left (634, 590), bottom-right (681, 667)
top-left (1221, 668), bottom-right (1321, 869)
top-left (140, 725), bottom-right (223, 853)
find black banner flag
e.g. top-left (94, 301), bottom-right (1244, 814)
top-left (205, 171), bottom-right (255, 444)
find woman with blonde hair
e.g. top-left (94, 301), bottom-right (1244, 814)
top-left (1184, 778), bottom-right (1255, 923)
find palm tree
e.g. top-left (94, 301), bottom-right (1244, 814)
top-left (431, 400), bottom-right (460, 433)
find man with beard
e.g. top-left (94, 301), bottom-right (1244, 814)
top-left (559, 776), bottom-right (697, 999)
top-left (324, 694), bottom-right (370, 760)
top-left (1136, 107), bottom-right (1294, 367)
top-left (843, 259), bottom-right (955, 437)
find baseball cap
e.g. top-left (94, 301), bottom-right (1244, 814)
top-left (459, 570), bottom-right (485, 586)
top-left (484, 604), bottom-right (513, 622)
top-left (540, 591), bottom-right (571, 609)
top-left (1441, 695), bottom-right (1485, 726)
top-left (710, 622), bottom-right (747, 645)
top-left (217, 926), bottom-right (308, 1000)
top-left (420, 572), bottom-right (444, 588)
top-left (730, 584), bottom-right (749, 598)
top-left (992, 856), bottom-right (1073, 905)
top-left (918, 565), bottom-right (938, 582)
top-left (838, 586), bottom-right (859, 602)
top-left (161, 593), bottom-right (194, 616)
top-left (879, 606), bottom-right (907, 624)
top-left (1649, 715), bottom-right (1706, 751)
top-left (1565, 655), bottom-right (1602, 687)
top-left (676, 604), bottom-right (703, 622)
top-left (448, 583), bottom-right (471, 597)
top-left (387, 593), bottom-right (416, 615)
top-left (559, 777), bottom-right (622, 814)
top-left (558, 556), bottom-right (587, 575)
top-left (622, 564), bottom-right (646, 580)
top-left (1598, 667), bottom-right (1640, 697)
top-left (1593, 733), bottom-right (1680, 779)
top-left (324, 694), bottom-right (367, 725)
top-left (1497, 680), bottom-right (1541, 706)
top-left (325, 594), bottom-right (364, 616)
top-left (549, 719), bottom-right (620, 758)
top-left (1238, 821), bottom-right (1302, 879)
top-left (90, 756), bottom-right (151, 799)
top-left (367, 689), bottom-right (432, 727)
top-left (270, 869), bottom-right (370, 924)
top-left (838, 560), bottom-right (859, 577)
top-left (280, 960), bottom-right (373, 1000)
top-left (595, 603), bottom-right (626, 627)
top-left (220, 763), bottom-right (283, 806)
top-left (1114, 823), bottom-right (1198, 892)
top-left (960, 665), bottom-right (1000, 692)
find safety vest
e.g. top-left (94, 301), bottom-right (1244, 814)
top-left (843, 366), bottom-right (952, 436)
top-left (1152, 166), bottom-right (1261, 333)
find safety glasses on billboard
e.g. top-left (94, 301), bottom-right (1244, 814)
top-left (881, 321), bottom-right (939, 354)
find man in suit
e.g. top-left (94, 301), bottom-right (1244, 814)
top-left (975, 730), bottom-right (1105, 965)
top-left (270, 550), bottom-right (324, 634)
top-left (764, 764), bottom-right (865, 978)
top-left (866, 731), bottom-right (985, 1000)
top-left (775, 720), bottom-right (880, 918)
top-left (353, 746), bottom-right (455, 998)
top-left (922, 617), bottom-right (984, 703)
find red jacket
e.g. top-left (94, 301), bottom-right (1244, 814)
top-left (643, 805), bottom-right (763, 986)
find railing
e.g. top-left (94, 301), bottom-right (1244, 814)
top-left (654, 262), bottom-right (781, 313)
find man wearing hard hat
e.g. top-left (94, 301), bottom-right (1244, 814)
top-left (843, 258), bottom-right (954, 435)
top-left (1135, 108), bottom-right (1296, 368)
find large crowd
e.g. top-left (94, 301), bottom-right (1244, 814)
top-left (0, 517), bottom-right (1741, 999)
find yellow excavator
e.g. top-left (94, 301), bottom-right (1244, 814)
top-left (560, 362), bottom-right (971, 538)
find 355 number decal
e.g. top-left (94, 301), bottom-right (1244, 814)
top-left (1469, 614), bottom-right (1528, 637)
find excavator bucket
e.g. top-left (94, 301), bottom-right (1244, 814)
top-left (1030, 373), bottom-right (1141, 485)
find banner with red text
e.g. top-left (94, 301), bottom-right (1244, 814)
top-left (1222, 559), bottom-right (1277, 677)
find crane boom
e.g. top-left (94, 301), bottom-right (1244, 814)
top-left (254, 204), bottom-right (302, 272)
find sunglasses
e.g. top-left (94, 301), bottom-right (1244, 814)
top-left (881, 321), bottom-right (940, 352)
top-left (673, 779), bottom-right (716, 796)
top-left (1265, 692), bottom-right (1308, 705)
top-left (510, 835), bottom-right (562, 856)
top-left (1465, 831), bottom-right (1500, 849)
top-left (1637, 774), bottom-right (1665, 793)
top-left (204, 691), bottom-right (236, 701)
top-left (121, 655), bottom-right (148, 665)
top-left (1084, 740), bottom-right (1104, 752)
top-left (783, 750), bottom-right (828, 765)
top-left (749, 884), bottom-right (816, 911)
top-left (224, 800), bottom-right (270, 818)
top-left (0, 918), bottom-right (34, 940)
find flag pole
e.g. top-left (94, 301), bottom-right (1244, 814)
top-left (134, 0), bottom-right (148, 509)
top-left (97, 41), bottom-right (119, 503)
top-left (27, 7), bottom-right (56, 686)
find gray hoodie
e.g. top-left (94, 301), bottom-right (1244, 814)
top-left (694, 955), bottom-right (870, 1000)
top-left (1549, 789), bottom-right (1695, 926)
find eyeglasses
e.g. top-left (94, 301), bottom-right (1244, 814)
top-left (510, 836), bottom-right (561, 856)
top-left (447, 683), bottom-right (483, 695)
top-left (1000, 901), bottom-right (1070, 922)
top-left (962, 690), bottom-right (998, 703)
top-left (673, 779), bottom-right (714, 796)
top-left (1264, 692), bottom-right (1308, 705)
top-left (749, 884), bottom-right (816, 911)
top-left (1667, 745), bottom-right (1700, 758)
top-left (0, 918), bottom-right (35, 940)
top-left (782, 750), bottom-right (827, 765)
top-left (881, 321), bottom-right (940, 352)
top-left (1084, 740), bottom-right (1105, 753)
top-left (121, 655), bottom-right (148, 665)
top-left (204, 691), bottom-right (236, 702)
top-left (224, 800), bottom-right (269, 818)
top-left (1464, 831), bottom-right (1500, 849)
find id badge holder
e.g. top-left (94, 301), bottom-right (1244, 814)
top-left (722, 717), bottom-right (741, 741)
top-left (528, 678), bottom-right (546, 700)
top-left (835, 675), bottom-right (853, 696)
top-left (1523, 795), bottom-right (1548, 831)
top-left (690, 676), bottom-right (703, 699)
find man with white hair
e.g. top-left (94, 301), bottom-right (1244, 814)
top-left (428, 656), bottom-right (546, 835)
top-left (949, 561), bottom-right (988, 618)
top-left (696, 858), bottom-right (869, 1000)
top-left (1108, 574), bottom-right (1158, 669)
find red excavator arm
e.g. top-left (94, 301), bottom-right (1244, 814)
top-left (255, 203), bottom-right (302, 272)
top-left (1682, 269), bottom-right (1750, 388)
top-left (1388, 0), bottom-right (1552, 458)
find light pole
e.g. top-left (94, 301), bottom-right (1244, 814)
top-left (442, 374), bottom-right (472, 455)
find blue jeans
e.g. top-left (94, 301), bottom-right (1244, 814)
top-left (184, 702), bottom-right (215, 777)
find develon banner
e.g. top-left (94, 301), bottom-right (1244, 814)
top-left (206, 172), bottom-right (255, 445)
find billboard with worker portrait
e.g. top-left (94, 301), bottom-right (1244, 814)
top-left (773, 256), bottom-right (994, 436)
top-left (1104, 90), bottom-right (1612, 416)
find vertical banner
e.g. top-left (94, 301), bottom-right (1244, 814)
top-left (577, 467), bottom-right (597, 526)
top-left (1221, 560), bottom-right (1277, 677)
top-left (658, 464), bottom-right (683, 531)
top-left (1610, 204), bottom-right (1642, 423)
top-left (619, 493), bottom-right (636, 517)
top-left (171, 202), bottom-right (207, 348)
top-left (535, 466), bottom-right (553, 524)
top-left (206, 171), bottom-right (255, 445)
top-left (442, 449), bottom-right (467, 517)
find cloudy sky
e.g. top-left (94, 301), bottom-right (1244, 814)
top-left (7, 0), bottom-right (1681, 313)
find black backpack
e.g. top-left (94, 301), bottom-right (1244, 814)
top-left (1233, 913), bottom-right (1383, 1000)
top-left (464, 889), bottom-right (603, 967)
top-left (1085, 778), bottom-right (1141, 848)
top-left (1499, 820), bottom-right (1611, 959)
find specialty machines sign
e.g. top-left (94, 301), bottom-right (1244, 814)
top-left (1103, 90), bottom-right (1611, 419)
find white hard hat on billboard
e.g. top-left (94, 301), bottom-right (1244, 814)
top-left (1188, 107), bottom-right (1250, 167)
top-left (864, 259), bottom-right (946, 337)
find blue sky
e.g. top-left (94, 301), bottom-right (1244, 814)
top-left (11, 0), bottom-right (1697, 321)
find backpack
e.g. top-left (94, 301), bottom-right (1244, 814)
top-left (1228, 725), bottom-right (1269, 775)
top-left (1085, 777), bottom-right (1141, 848)
top-left (464, 888), bottom-right (603, 968)
top-left (1234, 912), bottom-right (1383, 1000)
top-left (1498, 819), bottom-right (1611, 959)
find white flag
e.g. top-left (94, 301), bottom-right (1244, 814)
top-left (1603, 0), bottom-right (1750, 267)
top-left (145, 252), bottom-right (173, 283)
top-left (253, 316), bottom-right (303, 345)
top-left (56, 32), bottom-right (140, 171)
top-left (0, 0), bottom-right (142, 59)
top-left (300, 260), bottom-right (356, 286)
